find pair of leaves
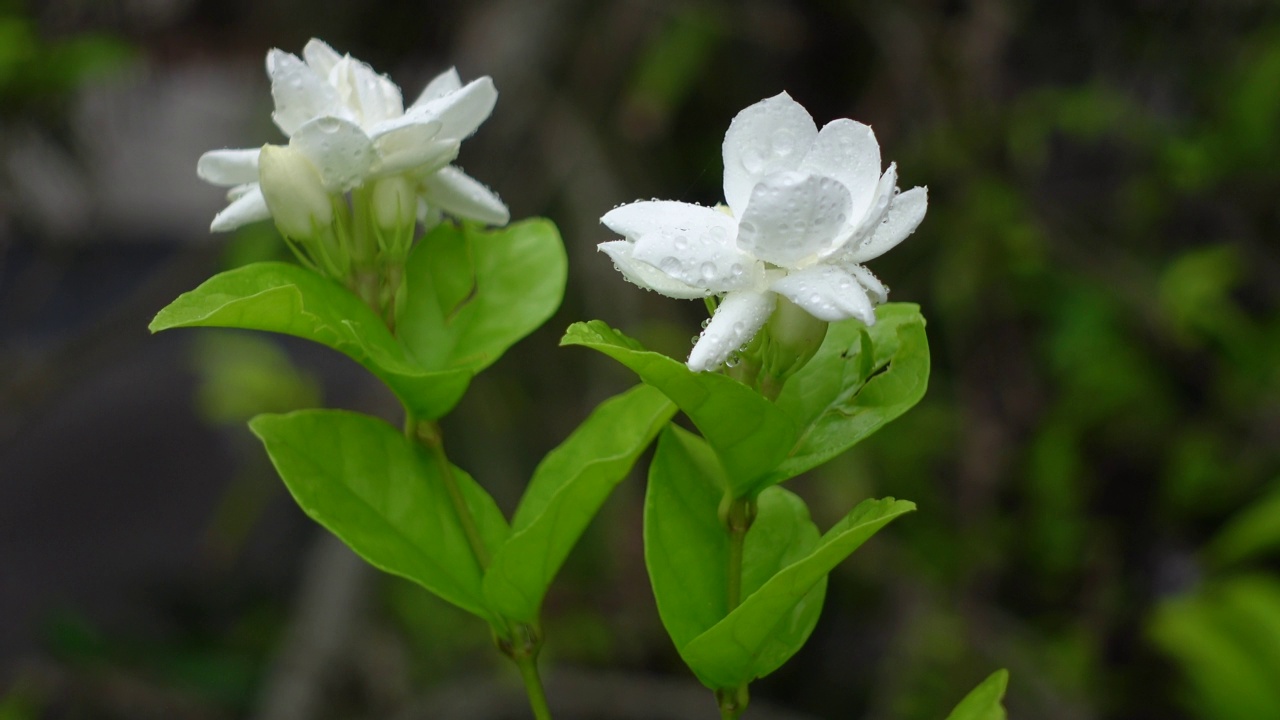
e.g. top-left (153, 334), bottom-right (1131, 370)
top-left (251, 385), bottom-right (674, 631)
top-left (151, 219), bottom-right (566, 419)
top-left (645, 425), bottom-right (915, 690)
top-left (562, 303), bottom-right (929, 497)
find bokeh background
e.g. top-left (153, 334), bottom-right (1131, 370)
top-left (4, 0), bottom-right (1280, 718)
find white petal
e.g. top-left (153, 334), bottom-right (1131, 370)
top-left (828, 162), bottom-right (896, 257)
top-left (799, 119), bottom-right (881, 224)
top-left (599, 241), bottom-right (708, 299)
top-left (226, 182), bottom-right (257, 202)
top-left (288, 117), bottom-right (376, 192)
top-left (845, 264), bottom-right (888, 304)
top-left (602, 200), bottom-right (735, 243)
top-left (375, 136), bottom-right (458, 177)
top-left (736, 171), bottom-right (851, 268)
top-left (302, 39), bottom-right (342, 76)
top-left (770, 265), bottom-right (874, 324)
top-left (631, 229), bottom-right (763, 293)
top-left (722, 92), bottom-right (817, 217)
top-left (210, 185), bottom-right (270, 232)
top-left (419, 165), bottom-right (509, 225)
top-left (844, 186), bottom-right (927, 264)
top-left (197, 148), bottom-right (260, 186)
top-left (413, 77), bottom-right (497, 140)
top-left (330, 55), bottom-right (404, 126)
top-left (410, 68), bottom-right (463, 108)
top-left (267, 49), bottom-right (348, 135)
top-left (688, 291), bottom-right (776, 372)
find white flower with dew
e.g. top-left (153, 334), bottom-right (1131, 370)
top-left (599, 92), bottom-right (927, 372)
top-left (196, 38), bottom-right (509, 232)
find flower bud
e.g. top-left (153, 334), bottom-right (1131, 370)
top-left (760, 296), bottom-right (828, 381)
top-left (258, 144), bottom-right (334, 240)
top-left (371, 175), bottom-right (416, 236)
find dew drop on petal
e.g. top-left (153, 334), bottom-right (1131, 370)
top-left (710, 225), bottom-right (728, 241)
top-left (701, 318), bottom-right (712, 329)
top-left (315, 117), bottom-right (343, 134)
top-left (659, 256), bottom-right (681, 275)
top-left (742, 147), bottom-right (766, 173)
top-left (674, 235), bottom-right (688, 251)
top-left (730, 263), bottom-right (744, 277)
top-left (700, 262), bottom-right (717, 280)
top-left (809, 293), bottom-right (822, 305)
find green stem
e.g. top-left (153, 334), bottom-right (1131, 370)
top-left (407, 415), bottom-right (491, 569)
top-left (718, 495), bottom-right (756, 718)
top-left (514, 647), bottom-right (553, 720)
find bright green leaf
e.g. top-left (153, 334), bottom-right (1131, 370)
top-left (680, 496), bottom-right (915, 688)
top-left (398, 219), bottom-right (567, 373)
top-left (483, 385), bottom-right (675, 623)
top-left (250, 410), bottom-right (509, 624)
top-left (945, 669), bottom-right (1010, 720)
top-left (770, 303), bottom-right (930, 484)
top-left (150, 261), bottom-right (470, 419)
top-left (563, 320), bottom-right (796, 497)
top-left (645, 425), bottom-right (826, 686)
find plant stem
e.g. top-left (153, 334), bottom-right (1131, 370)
top-left (512, 644), bottom-right (553, 720)
top-left (718, 495), bottom-right (756, 719)
top-left (407, 415), bottom-right (491, 569)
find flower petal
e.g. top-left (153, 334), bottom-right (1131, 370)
top-left (302, 38), bottom-right (342, 77)
top-left (844, 185), bottom-right (927, 264)
top-left (412, 77), bottom-right (497, 140)
top-left (770, 265), bottom-right (874, 324)
top-left (419, 165), bottom-right (509, 225)
top-left (410, 68), bottom-right (463, 108)
top-left (267, 49), bottom-right (348, 135)
top-left (289, 117), bottom-right (376, 192)
top-left (210, 185), bottom-right (270, 232)
top-left (722, 92), bottom-right (817, 217)
top-left (599, 241), bottom-right (708, 299)
top-left (330, 55), bottom-right (404, 126)
top-left (799, 119), bottom-right (881, 225)
top-left (631, 229), bottom-right (764, 293)
top-left (845, 263), bottom-right (888, 304)
top-left (370, 115), bottom-right (456, 175)
top-left (736, 171), bottom-right (852, 268)
top-left (602, 200), bottom-right (735, 243)
top-left (197, 148), bottom-right (260, 186)
top-left (688, 291), bottom-right (776, 372)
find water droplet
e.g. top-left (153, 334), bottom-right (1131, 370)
top-left (659, 256), bottom-right (681, 275)
top-left (315, 117), bottom-right (343, 134)
top-left (674, 235), bottom-right (688, 250)
top-left (836, 213), bottom-right (847, 224)
top-left (809, 293), bottom-right (822, 304)
top-left (742, 147), bottom-right (766, 173)
top-left (701, 318), bottom-right (712, 329)
top-left (700, 262), bottom-right (717, 280)
top-left (710, 225), bottom-right (728, 241)
top-left (730, 263), bottom-right (744, 277)
top-left (732, 321), bottom-right (745, 334)
top-left (725, 353), bottom-right (741, 368)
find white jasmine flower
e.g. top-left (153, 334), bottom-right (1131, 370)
top-left (599, 92), bottom-right (927, 372)
top-left (197, 38), bottom-right (508, 233)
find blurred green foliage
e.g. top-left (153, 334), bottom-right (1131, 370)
top-left (0, 1), bottom-right (133, 111)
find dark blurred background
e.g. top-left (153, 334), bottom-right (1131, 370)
top-left (3, 0), bottom-right (1280, 718)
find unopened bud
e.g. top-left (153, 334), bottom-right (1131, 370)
top-left (258, 144), bottom-right (333, 240)
top-left (761, 296), bottom-right (828, 380)
top-left (371, 175), bottom-right (416, 235)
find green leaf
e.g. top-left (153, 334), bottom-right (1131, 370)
top-left (644, 425), bottom-right (825, 685)
top-left (563, 320), bottom-right (796, 497)
top-left (680, 496), bottom-right (915, 688)
top-left (250, 410), bottom-right (509, 624)
top-left (150, 261), bottom-right (470, 419)
top-left (1207, 479), bottom-right (1280, 568)
top-left (771, 303), bottom-right (930, 484)
top-left (482, 385), bottom-right (675, 623)
top-left (398, 219), bottom-right (567, 373)
top-left (1150, 575), bottom-right (1280, 720)
top-left (945, 670), bottom-right (1010, 720)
